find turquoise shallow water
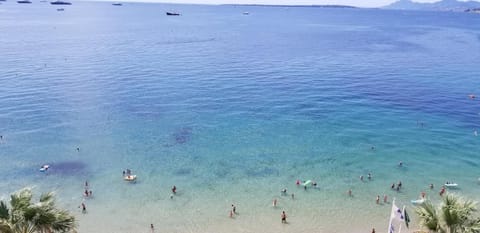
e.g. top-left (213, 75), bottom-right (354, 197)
top-left (1, 2), bottom-right (480, 232)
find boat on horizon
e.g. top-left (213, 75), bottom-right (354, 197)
top-left (50, 0), bottom-right (71, 5)
top-left (243, 11), bottom-right (249, 15)
top-left (112, 2), bottom-right (122, 6)
top-left (17, 0), bottom-right (32, 3)
top-left (166, 11), bottom-right (180, 16)
top-left (56, 8), bottom-right (64, 11)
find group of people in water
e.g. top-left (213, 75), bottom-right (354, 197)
top-left (79, 181), bottom-right (91, 214)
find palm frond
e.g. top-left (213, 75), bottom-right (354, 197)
top-left (0, 201), bottom-right (9, 220)
top-left (9, 188), bottom-right (32, 212)
top-left (0, 220), bottom-right (14, 233)
top-left (415, 200), bottom-right (440, 232)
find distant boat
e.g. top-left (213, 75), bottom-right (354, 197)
top-left (17, 0), bottom-right (32, 3)
top-left (0, 0), bottom-right (7, 2)
top-left (243, 11), bottom-right (249, 15)
top-left (50, 0), bottom-right (71, 5)
top-left (166, 12), bottom-right (180, 16)
top-left (56, 8), bottom-right (64, 11)
top-left (112, 2), bottom-right (122, 6)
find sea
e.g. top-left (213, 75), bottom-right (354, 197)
top-left (0, 1), bottom-right (480, 233)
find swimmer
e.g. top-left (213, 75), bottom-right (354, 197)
top-left (397, 181), bottom-right (402, 189)
top-left (391, 183), bottom-right (395, 189)
top-left (469, 94), bottom-right (476, 99)
top-left (84, 189), bottom-right (89, 197)
top-left (291, 193), bottom-right (295, 199)
top-left (85, 180), bottom-right (88, 187)
top-left (474, 130), bottom-right (478, 137)
top-left (89, 190), bottom-right (92, 197)
top-left (368, 173), bottom-right (372, 180)
top-left (372, 228), bottom-right (376, 233)
top-left (150, 224), bottom-right (154, 233)
top-left (304, 185), bottom-right (307, 190)
top-left (0, 135), bottom-right (2, 140)
top-left (399, 161), bottom-right (403, 167)
top-left (313, 182), bottom-right (317, 188)
top-left (296, 179), bottom-right (300, 185)
top-left (281, 188), bottom-right (287, 195)
top-left (440, 186), bottom-right (446, 196)
top-left (430, 183), bottom-right (434, 189)
top-left (281, 211), bottom-right (287, 223)
top-left (421, 192), bottom-right (426, 199)
top-left (172, 185), bottom-right (177, 194)
top-left (76, 147), bottom-right (80, 152)
top-left (376, 195), bottom-right (380, 204)
top-left (371, 146), bottom-right (375, 150)
top-left (231, 204), bottom-right (236, 214)
top-left (122, 170), bottom-right (126, 177)
top-left (360, 175), bottom-right (364, 181)
top-left (348, 189), bottom-right (352, 197)
top-left (273, 199), bottom-right (277, 207)
top-left (229, 210), bottom-right (233, 218)
top-left (383, 194), bottom-right (388, 203)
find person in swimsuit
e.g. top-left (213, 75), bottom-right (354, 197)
top-left (281, 211), bottom-right (287, 223)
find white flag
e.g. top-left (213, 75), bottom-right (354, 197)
top-left (391, 203), bottom-right (404, 222)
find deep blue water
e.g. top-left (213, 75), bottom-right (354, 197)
top-left (1, 2), bottom-right (480, 232)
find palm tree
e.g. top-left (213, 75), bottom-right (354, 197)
top-left (0, 188), bottom-right (77, 233)
top-left (415, 193), bottom-right (480, 233)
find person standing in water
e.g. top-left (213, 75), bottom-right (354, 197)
top-left (172, 185), bottom-right (177, 194)
top-left (80, 202), bottom-right (86, 213)
top-left (281, 211), bottom-right (287, 223)
top-left (273, 199), bottom-right (277, 207)
top-left (150, 224), bottom-right (154, 233)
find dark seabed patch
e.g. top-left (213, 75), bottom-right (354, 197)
top-left (173, 168), bottom-right (193, 176)
top-left (49, 161), bottom-right (87, 175)
top-left (172, 127), bottom-right (193, 144)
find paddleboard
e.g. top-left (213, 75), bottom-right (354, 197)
top-left (303, 180), bottom-right (312, 186)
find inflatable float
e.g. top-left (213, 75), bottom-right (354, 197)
top-left (411, 199), bottom-right (425, 205)
top-left (303, 180), bottom-right (312, 186)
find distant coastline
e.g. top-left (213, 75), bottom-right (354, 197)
top-left (222, 4), bottom-right (357, 9)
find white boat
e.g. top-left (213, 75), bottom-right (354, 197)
top-left (444, 183), bottom-right (458, 188)
top-left (124, 175), bottom-right (137, 181)
top-left (39, 164), bottom-right (50, 172)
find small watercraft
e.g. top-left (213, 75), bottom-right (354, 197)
top-left (166, 12), bottom-right (180, 16)
top-left (17, 0), bottom-right (32, 3)
top-left (112, 2), bottom-right (122, 6)
top-left (39, 164), bottom-right (50, 172)
top-left (56, 8), bottom-right (64, 11)
top-left (124, 175), bottom-right (137, 181)
top-left (444, 183), bottom-right (458, 188)
top-left (243, 12), bottom-right (249, 15)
